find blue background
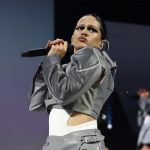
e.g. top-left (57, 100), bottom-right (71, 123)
top-left (0, 0), bottom-right (53, 149)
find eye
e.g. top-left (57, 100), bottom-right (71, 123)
top-left (76, 26), bottom-right (85, 31)
top-left (87, 27), bottom-right (98, 33)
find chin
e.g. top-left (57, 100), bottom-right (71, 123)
top-left (74, 44), bottom-right (87, 50)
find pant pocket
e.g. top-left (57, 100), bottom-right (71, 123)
top-left (79, 135), bottom-right (105, 150)
top-left (80, 141), bottom-right (105, 150)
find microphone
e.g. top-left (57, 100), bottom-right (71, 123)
top-left (21, 48), bottom-right (48, 57)
top-left (21, 44), bottom-right (74, 57)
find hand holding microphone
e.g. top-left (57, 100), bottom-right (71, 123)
top-left (21, 39), bottom-right (74, 58)
top-left (46, 39), bottom-right (68, 58)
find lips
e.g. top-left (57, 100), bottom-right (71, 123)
top-left (78, 36), bottom-right (87, 42)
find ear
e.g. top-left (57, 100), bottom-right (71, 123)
top-left (99, 40), bottom-right (104, 49)
top-left (99, 40), bottom-right (109, 51)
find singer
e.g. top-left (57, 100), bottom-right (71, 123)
top-left (28, 13), bottom-right (116, 150)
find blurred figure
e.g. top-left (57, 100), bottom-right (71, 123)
top-left (137, 88), bottom-right (150, 150)
top-left (137, 88), bottom-right (150, 128)
top-left (137, 114), bottom-right (150, 150)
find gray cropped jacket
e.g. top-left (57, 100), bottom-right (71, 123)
top-left (28, 47), bottom-right (116, 119)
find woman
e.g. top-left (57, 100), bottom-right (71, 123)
top-left (29, 14), bottom-right (116, 150)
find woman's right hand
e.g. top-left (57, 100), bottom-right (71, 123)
top-left (46, 39), bottom-right (68, 58)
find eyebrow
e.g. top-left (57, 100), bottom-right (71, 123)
top-left (76, 24), bottom-right (99, 31)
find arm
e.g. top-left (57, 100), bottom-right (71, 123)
top-left (42, 47), bottom-right (103, 105)
top-left (28, 64), bottom-right (48, 111)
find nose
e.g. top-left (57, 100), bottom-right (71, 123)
top-left (80, 27), bottom-right (88, 36)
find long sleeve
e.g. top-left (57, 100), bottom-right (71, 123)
top-left (28, 64), bottom-right (48, 111)
top-left (41, 47), bottom-right (104, 106)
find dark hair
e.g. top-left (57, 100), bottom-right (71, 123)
top-left (82, 14), bottom-right (108, 40)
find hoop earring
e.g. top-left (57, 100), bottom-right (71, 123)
top-left (100, 40), bottom-right (110, 51)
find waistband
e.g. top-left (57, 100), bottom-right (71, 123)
top-left (46, 129), bottom-right (104, 144)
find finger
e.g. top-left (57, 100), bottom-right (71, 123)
top-left (59, 43), bottom-right (64, 50)
top-left (46, 40), bottom-right (52, 48)
top-left (51, 39), bottom-right (64, 45)
top-left (63, 41), bottom-right (68, 52)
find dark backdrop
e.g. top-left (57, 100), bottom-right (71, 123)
top-left (54, 0), bottom-right (150, 150)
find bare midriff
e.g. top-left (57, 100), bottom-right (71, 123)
top-left (67, 112), bottom-right (96, 126)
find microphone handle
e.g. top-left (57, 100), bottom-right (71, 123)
top-left (21, 44), bottom-right (74, 58)
top-left (21, 48), bottom-right (49, 57)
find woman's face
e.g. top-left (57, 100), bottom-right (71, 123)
top-left (72, 15), bottom-right (103, 52)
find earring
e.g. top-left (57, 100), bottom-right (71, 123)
top-left (103, 40), bottom-right (109, 51)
